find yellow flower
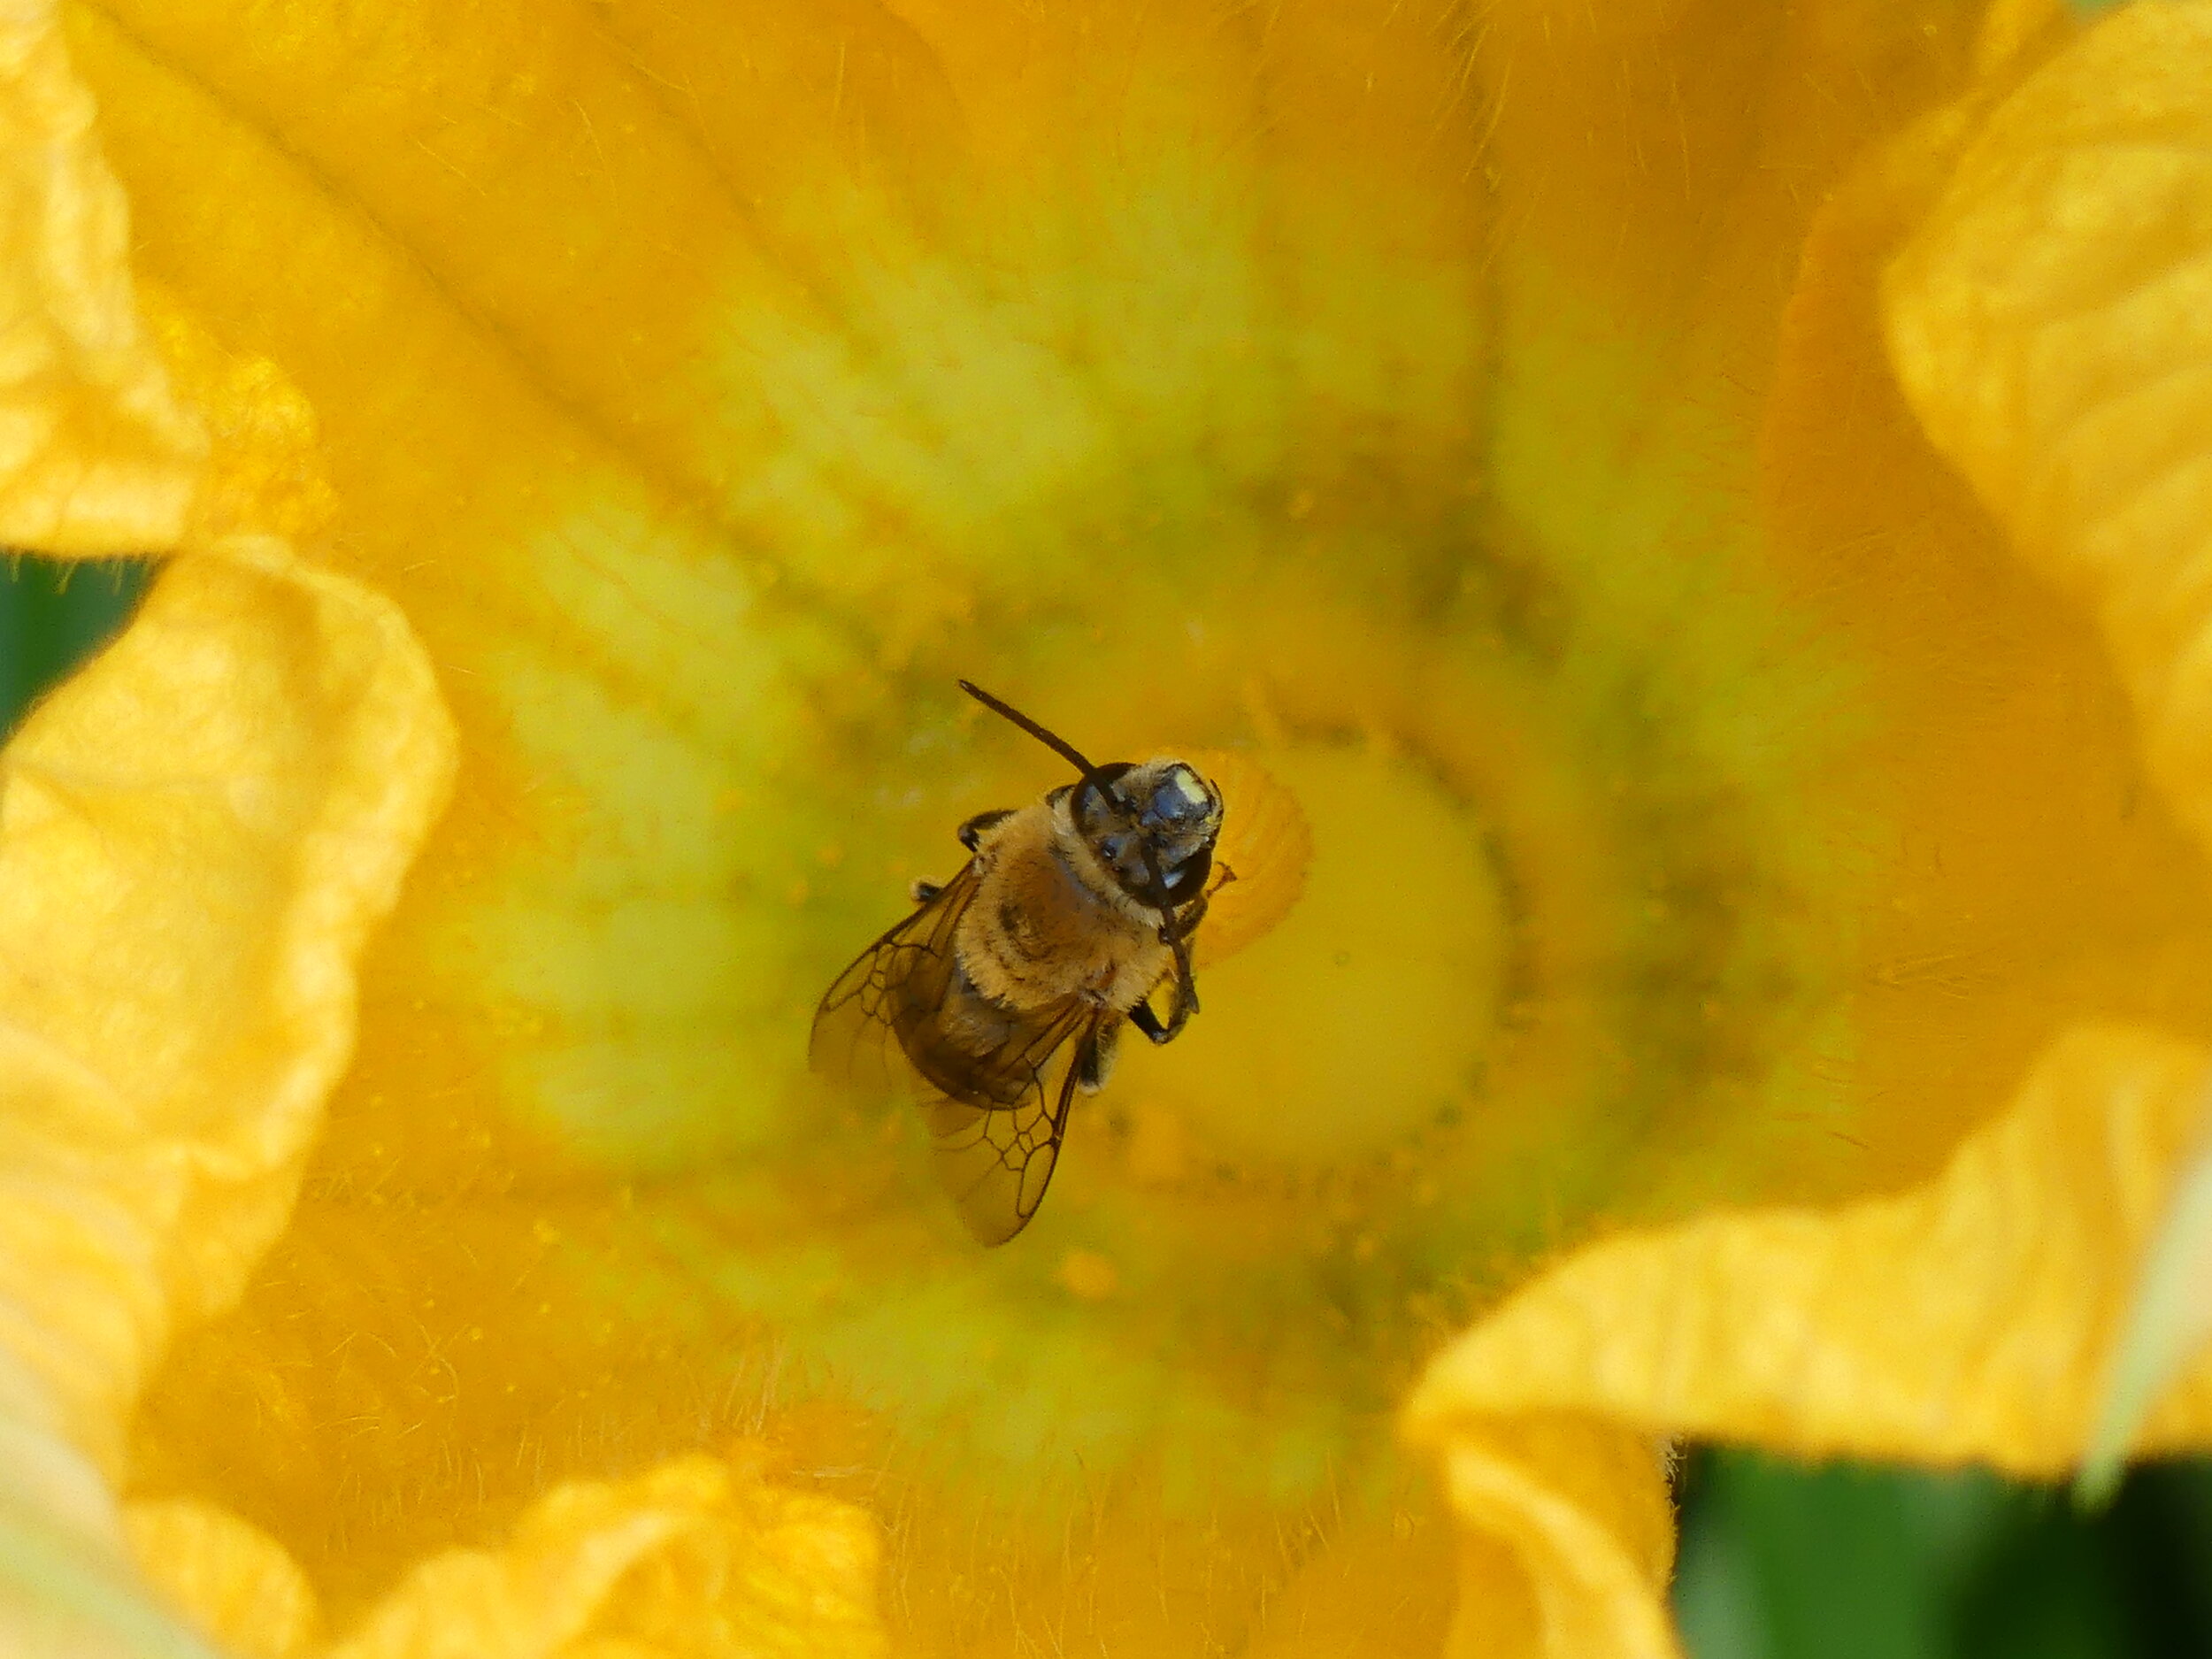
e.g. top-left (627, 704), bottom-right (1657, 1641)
top-left (7, 0), bottom-right (2212, 1655)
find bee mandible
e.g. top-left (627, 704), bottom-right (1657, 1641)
top-left (811, 680), bottom-right (1227, 1243)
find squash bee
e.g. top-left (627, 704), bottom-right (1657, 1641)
top-left (811, 680), bottom-right (1226, 1244)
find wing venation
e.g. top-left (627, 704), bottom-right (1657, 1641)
top-left (810, 861), bottom-right (1095, 1243)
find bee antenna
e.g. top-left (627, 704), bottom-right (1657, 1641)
top-left (957, 680), bottom-right (1100, 779)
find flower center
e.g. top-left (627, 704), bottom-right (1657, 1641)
top-left (1146, 743), bottom-right (1507, 1166)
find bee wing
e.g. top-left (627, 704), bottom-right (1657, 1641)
top-left (810, 859), bottom-right (1096, 1244)
top-left (924, 1005), bottom-right (1102, 1246)
top-left (809, 859), bottom-right (982, 1087)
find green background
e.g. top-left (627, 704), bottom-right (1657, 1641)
top-left (7, 554), bottom-right (2209, 1657)
top-left (0, 555), bottom-right (151, 739)
top-left (1676, 1451), bottom-right (2212, 1658)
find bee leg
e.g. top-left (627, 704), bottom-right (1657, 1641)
top-left (956, 808), bottom-right (1015, 851)
top-left (1156, 983), bottom-right (1197, 1042)
top-left (1157, 931), bottom-right (1201, 1041)
top-left (1160, 893), bottom-right (1210, 942)
top-left (1076, 1023), bottom-right (1118, 1092)
top-left (910, 879), bottom-right (943, 903)
top-left (1130, 984), bottom-right (1197, 1046)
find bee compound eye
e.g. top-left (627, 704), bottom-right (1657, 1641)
top-left (1142, 767), bottom-right (1211, 827)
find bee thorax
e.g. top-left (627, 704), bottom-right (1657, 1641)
top-left (952, 806), bottom-right (1170, 1018)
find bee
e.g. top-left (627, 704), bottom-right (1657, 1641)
top-left (812, 680), bottom-right (1226, 1244)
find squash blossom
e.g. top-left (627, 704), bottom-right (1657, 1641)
top-left (10, 0), bottom-right (2212, 1653)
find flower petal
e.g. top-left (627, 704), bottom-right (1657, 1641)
top-left (1886, 1), bottom-right (2212, 851)
top-left (0, 531), bottom-right (454, 1647)
top-left (4, 536), bottom-right (454, 1467)
top-left (1884, 0), bottom-right (2212, 1495)
top-left (0, 4), bottom-right (200, 549)
top-left (0, 16), bottom-right (457, 1654)
top-left (123, 1499), bottom-right (319, 1659)
top-left (1406, 1023), bottom-right (2212, 1657)
top-left (2080, 1096), bottom-right (2212, 1502)
top-left (121, 1460), bottom-right (884, 1659)
top-left (1406, 12), bottom-right (2212, 1649)
top-left (325, 1454), bottom-right (885, 1659)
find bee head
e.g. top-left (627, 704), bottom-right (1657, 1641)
top-left (956, 680), bottom-right (1223, 914)
top-left (1076, 758), bottom-right (1223, 910)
